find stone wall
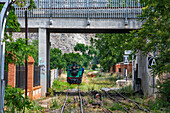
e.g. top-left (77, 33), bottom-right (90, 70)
top-left (12, 32), bottom-right (95, 53)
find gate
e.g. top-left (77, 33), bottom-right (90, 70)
top-left (34, 66), bottom-right (40, 87)
top-left (16, 65), bottom-right (25, 89)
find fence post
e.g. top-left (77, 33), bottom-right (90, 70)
top-left (8, 63), bottom-right (16, 87)
top-left (26, 56), bottom-right (35, 99)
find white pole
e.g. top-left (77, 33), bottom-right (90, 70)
top-left (126, 67), bottom-right (127, 81)
top-left (0, 0), bottom-right (13, 112)
top-left (132, 55), bottom-right (134, 89)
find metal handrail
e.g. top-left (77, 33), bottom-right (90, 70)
top-left (14, 0), bottom-right (143, 18)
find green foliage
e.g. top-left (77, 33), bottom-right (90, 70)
top-left (5, 38), bottom-right (35, 65)
top-left (31, 39), bottom-right (39, 66)
top-left (50, 98), bottom-right (62, 109)
top-left (73, 43), bottom-right (98, 68)
top-left (109, 103), bottom-right (123, 111)
top-left (147, 98), bottom-right (170, 112)
top-left (47, 88), bottom-right (54, 96)
top-left (52, 80), bottom-right (76, 92)
top-left (1, 0), bottom-right (36, 68)
top-left (92, 64), bottom-right (98, 70)
top-left (74, 43), bottom-right (88, 55)
top-left (118, 85), bottom-right (134, 95)
top-left (4, 85), bottom-right (32, 112)
top-left (27, 100), bottom-right (44, 113)
top-left (156, 80), bottom-right (170, 107)
top-left (127, 0), bottom-right (170, 75)
top-left (91, 34), bottom-right (129, 71)
top-left (64, 52), bottom-right (83, 66)
top-left (50, 48), bottom-right (66, 69)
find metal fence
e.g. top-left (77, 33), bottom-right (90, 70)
top-left (15, 0), bottom-right (143, 18)
top-left (16, 65), bottom-right (40, 89)
top-left (16, 65), bottom-right (25, 89)
top-left (34, 66), bottom-right (40, 87)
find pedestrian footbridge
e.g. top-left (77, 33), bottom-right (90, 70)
top-left (14, 0), bottom-right (144, 96)
top-left (15, 0), bottom-right (143, 33)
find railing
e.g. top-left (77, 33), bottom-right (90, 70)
top-left (15, 65), bottom-right (40, 89)
top-left (16, 65), bottom-right (25, 89)
top-left (15, 0), bottom-right (143, 18)
top-left (34, 66), bottom-right (40, 87)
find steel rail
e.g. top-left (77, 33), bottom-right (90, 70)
top-left (113, 90), bottom-right (151, 113)
top-left (61, 86), bottom-right (70, 113)
top-left (102, 108), bottom-right (113, 113)
top-left (103, 91), bottom-right (131, 113)
top-left (78, 85), bottom-right (84, 113)
top-left (61, 85), bottom-right (83, 113)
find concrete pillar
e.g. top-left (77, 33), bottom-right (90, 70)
top-left (39, 28), bottom-right (47, 97)
top-left (137, 51), bottom-right (153, 96)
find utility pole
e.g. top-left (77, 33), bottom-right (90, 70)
top-left (25, 10), bottom-right (28, 98)
top-left (0, 0), bottom-right (15, 112)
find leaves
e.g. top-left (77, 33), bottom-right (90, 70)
top-left (5, 38), bottom-right (35, 65)
top-left (50, 48), bottom-right (67, 69)
top-left (5, 85), bottom-right (32, 112)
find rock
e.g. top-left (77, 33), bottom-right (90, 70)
top-left (12, 33), bottom-right (95, 53)
top-left (116, 79), bottom-right (132, 87)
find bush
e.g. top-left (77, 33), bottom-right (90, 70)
top-left (4, 85), bottom-right (32, 112)
top-left (156, 80), bottom-right (170, 107)
top-left (92, 64), bottom-right (98, 70)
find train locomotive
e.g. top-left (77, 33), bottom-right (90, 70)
top-left (66, 63), bottom-right (82, 84)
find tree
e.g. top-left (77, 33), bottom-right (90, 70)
top-left (30, 39), bottom-right (38, 66)
top-left (64, 52), bottom-right (83, 66)
top-left (126, 0), bottom-right (169, 106)
top-left (91, 34), bottom-right (131, 71)
top-left (5, 38), bottom-right (35, 65)
top-left (50, 48), bottom-right (66, 69)
top-left (0, 0), bottom-right (36, 64)
top-left (128, 0), bottom-right (170, 75)
top-left (74, 43), bottom-right (88, 55)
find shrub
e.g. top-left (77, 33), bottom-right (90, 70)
top-left (92, 64), bottom-right (98, 70)
top-left (4, 85), bottom-right (32, 112)
top-left (156, 80), bottom-right (170, 108)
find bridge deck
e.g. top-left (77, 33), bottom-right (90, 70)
top-left (14, 0), bottom-right (143, 18)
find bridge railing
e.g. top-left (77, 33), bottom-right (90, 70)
top-left (15, 0), bottom-right (143, 18)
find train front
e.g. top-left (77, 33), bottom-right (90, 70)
top-left (66, 63), bottom-right (82, 84)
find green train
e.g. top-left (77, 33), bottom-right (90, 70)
top-left (66, 63), bottom-right (82, 84)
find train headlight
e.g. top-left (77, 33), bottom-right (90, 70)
top-left (73, 66), bottom-right (76, 69)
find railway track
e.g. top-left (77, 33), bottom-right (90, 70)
top-left (61, 85), bottom-right (83, 113)
top-left (102, 90), bottom-right (151, 113)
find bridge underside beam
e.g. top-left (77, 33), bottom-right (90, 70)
top-left (48, 28), bottom-right (137, 33)
top-left (8, 28), bottom-right (138, 33)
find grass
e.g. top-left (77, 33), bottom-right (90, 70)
top-left (50, 98), bottom-right (62, 110)
top-left (117, 84), bottom-right (134, 95)
top-left (26, 100), bottom-right (45, 113)
top-left (52, 80), bottom-right (79, 92)
top-left (52, 72), bottom-right (120, 92)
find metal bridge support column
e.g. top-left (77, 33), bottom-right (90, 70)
top-left (38, 28), bottom-right (48, 97)
top-left (0, 0), bottom-right (14, 112)
top-left (47, 32), bottom-right (50, 88)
